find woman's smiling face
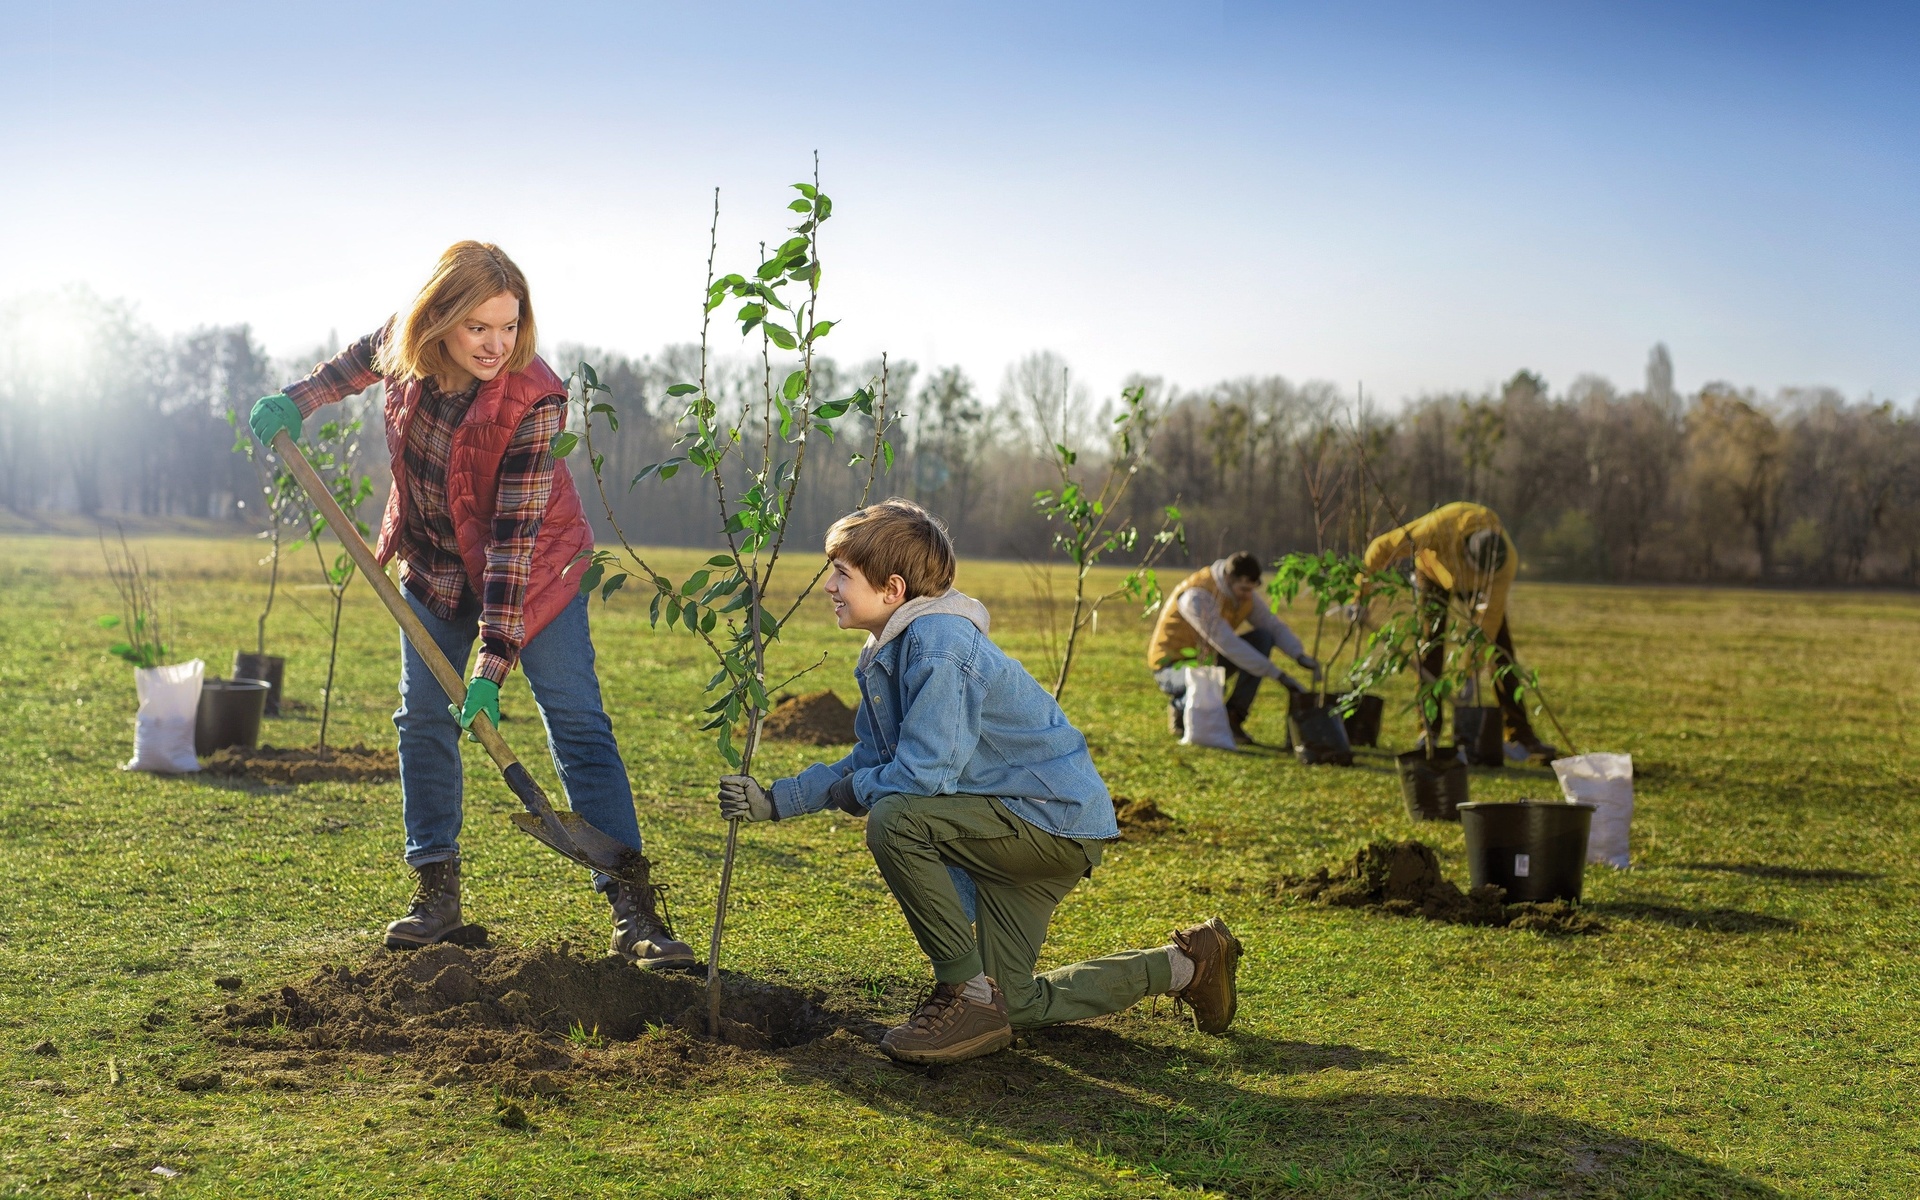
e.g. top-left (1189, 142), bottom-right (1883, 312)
top-left (439, 291), bottom-right (520, 389)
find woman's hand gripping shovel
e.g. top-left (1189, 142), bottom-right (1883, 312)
top-left (273, 430), bottom-right (652, 886)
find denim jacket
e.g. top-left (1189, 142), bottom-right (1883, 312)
top-left (770, 590), bottom-right (1119, 841)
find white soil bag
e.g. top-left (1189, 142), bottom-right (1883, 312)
top-left (124, 659), bottom-right (204, 774)
top-left (1180, 665), bottom-right (1238, 752)
top-left (1553, 752), bottom-right (1632, 868)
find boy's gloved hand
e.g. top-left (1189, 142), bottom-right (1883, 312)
top-left (248, 393), bottom-right (302, 447)
top-left (449, 678), bottom-right (499, 742)
top-left (717, 774), bottom-right (775, 823)
top-left (1295, 652), bottom-right (1323, 679)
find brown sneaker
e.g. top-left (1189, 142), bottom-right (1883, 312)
top-left (1172, 917), bottom-right (1244, 1034)
top-left (880, 980), bottom-right (1014, 1065)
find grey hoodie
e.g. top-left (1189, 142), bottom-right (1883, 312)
top-left (857, 588), bottom-right (992, 671)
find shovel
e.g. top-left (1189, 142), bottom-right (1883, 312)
top-left (273, 430), bottom-right (651, 886)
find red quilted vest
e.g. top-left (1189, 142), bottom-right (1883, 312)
top-left (375, 356), bottom-right (593, 647)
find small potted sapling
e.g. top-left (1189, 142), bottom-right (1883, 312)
top-left (1266, 549), bottom-right (1362, 765)
top-left (99, 529), bottom-right (203, 774)
top-left (227, 410), bottom-right (303, 714)
top-left (1343, 583), bottom-right (1482, 819)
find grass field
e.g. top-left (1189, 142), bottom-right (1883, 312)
top-left (2, 533), bottom-right (1916, 1198)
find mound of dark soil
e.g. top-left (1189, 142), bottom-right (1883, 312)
top-left (1278, 841), bottom-right (1605, 934)
top-left (1113, 796), bottom-right (1175, 840)
top-left (761, 691), bottom-right (858, 745)
top-left (203, 942), bottom-right (836, 1092)
top-left (203, 743), bottom-right (398, 784)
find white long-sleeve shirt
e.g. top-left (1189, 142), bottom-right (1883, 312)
top-left (1175, 561), bottom-right (1307, 679)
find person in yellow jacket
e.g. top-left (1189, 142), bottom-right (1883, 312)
top-left (1146, 552), bottom-right (1319, 743)
top-left (1362, 502), bottom-right (1555, 760)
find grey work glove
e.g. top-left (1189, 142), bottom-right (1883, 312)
top-left (1295, 653), bottom-right (1323, 680)
top-left (717, 774), bottom-right (775, 823)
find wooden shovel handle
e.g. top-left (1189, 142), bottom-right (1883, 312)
top-left (271, 429), bottom-right (519, 772)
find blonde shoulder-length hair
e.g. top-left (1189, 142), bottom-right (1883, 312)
top-left (375, 241), bottom-right (539, 380)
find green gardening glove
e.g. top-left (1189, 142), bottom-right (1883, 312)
top-left (248, 392), bottom-right (302, 447)
top-left (449, 678), bottom-right (500, 742)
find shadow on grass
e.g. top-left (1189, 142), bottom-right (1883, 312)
top-left (790, 1020), bottom-right (1779, 1196)
top-left (1677, 861), bottom-right (1881, 883)
top-left (1591, 901), bottom-right (1799, 933)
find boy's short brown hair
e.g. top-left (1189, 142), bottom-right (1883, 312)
top-left (824, 498), bottom-right (956, 599)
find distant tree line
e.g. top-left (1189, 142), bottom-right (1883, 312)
top-left (5, 288), bottom-right (1917, 587)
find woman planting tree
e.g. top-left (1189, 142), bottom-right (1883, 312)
top-left (246, 241), bottom-right (692, 967)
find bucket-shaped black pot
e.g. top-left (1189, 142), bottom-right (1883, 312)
top-left (1459, 800), bottom-right (1595, 902)
top-left (1397, 748), bottom-right (1468, 820)
top-left (1454, 704), bottom-right (1505, 767)
top-left (1342, 694), bottom-right (1385, 747)
top-left (195, 678), bottom-right (271, 757)
top-left (231, 651), bottom-right (285, 716)
top-left (1289, 699), bottom-right (1354, 766)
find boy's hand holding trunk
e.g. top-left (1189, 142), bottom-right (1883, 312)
top-left (717, 775), bottom-right (775, 823)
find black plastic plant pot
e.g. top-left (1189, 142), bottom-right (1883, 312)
top-left (1289, 701), bottom-right (1354, 766)
top-left (1453, 704), bottom-right (1505, 768)
top-left (231, 651), bottom-right (285, 716)
top-left (1342, 694), bottom-right (1385, 747)
top-left (1397, 748), bottom-right (1468, 821)
top-left (1459, 800), bottom-right (1595, 903)
top-left (195, 678), bottom-right (271, 757)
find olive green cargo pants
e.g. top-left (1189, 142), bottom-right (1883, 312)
top-left (864, 792), bottom-right (1173, 1028)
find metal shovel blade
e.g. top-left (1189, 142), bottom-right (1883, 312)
top-left (508, 811), bottom-right (652, 886)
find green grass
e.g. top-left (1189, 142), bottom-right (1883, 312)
top-left (2, 533), bottom-right (1916, 1198)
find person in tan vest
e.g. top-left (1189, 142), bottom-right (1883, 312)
top-left (1146, 552), bottom-right (1319, 743)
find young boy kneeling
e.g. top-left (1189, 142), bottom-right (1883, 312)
top-left (717, 500), bottom-right (1243, 1065)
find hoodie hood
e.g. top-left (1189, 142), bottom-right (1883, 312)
top-left (1209, 557), bottom-right (1235, 594)
top-left (859, 588), bottom-right (991, 670)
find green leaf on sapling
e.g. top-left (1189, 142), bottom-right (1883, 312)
top-left (783, 370), bottom-right (806, 401)
top-left (667, 383), bottom-right (700, 396)
top-left (763, 323), bottom-right (797, 351)
top-left (788, 198), bottom-right (812, 212)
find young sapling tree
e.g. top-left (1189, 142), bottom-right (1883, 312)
top-left (560, 166), bottom-right (898, 1032)
top-left (97, 527), bottom-right (172, 669)
top-left (286, 417), bottom-right (375, 749)
top-left (1030, 384), bottom-right (1185, 700)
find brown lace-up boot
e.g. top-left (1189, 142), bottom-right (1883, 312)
top-left (384, 859), bottom-right (463, 949)
top-left (880, 979), bottom-right (1014, 1065)
top-left (608, 877), bottom-right (696, 970)
top-left (1172, 917), bottom-right (1244, 1034)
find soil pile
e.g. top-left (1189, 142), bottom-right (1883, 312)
top-left (203, 744), bottom-right (398, 784)
top-left (1278, 841), bottom-right (1605, 934)
top-left (1113, 796), bottom-right (1175, 840)
top-left (204, 942), bottom-right (836, 1091)
top-left (761, 691), bottom-right (858, 745)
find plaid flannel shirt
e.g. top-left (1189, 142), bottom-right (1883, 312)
top-left (283, 327), bottom-right (561, 684)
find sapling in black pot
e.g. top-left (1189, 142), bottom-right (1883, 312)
top-left (1267, 549), bottom-right (1364, 766)
top-left (227, 410), bottom-right (302, 714)
top-left (1345, 586), bottom-right (1479, 820)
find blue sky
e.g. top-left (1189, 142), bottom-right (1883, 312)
top-left (3, 0), bottom-right (1915, 406)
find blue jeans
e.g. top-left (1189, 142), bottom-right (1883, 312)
top-left (1153, 626), bottom-right (1277, 715)
top-left (395, 590), bottom-right (640, 891)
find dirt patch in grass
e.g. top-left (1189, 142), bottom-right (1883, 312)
top-left (1277, 841), bottom-right (1605, 934)
top-left (761, 690), bottom-right (859, 745)
top-left (202, 743), bottom-right (398, 784)
top-left (1113, 796), bottom-right (1175, 840)
top-left (203, 942), bottom-right (839, 1093)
